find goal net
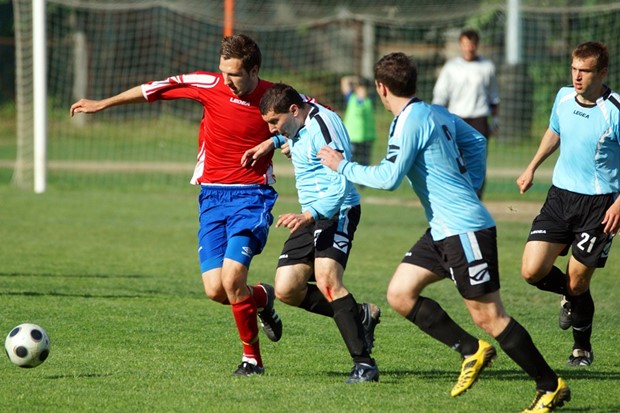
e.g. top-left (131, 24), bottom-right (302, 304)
top-left (11, 0), bottom-right (620, 192)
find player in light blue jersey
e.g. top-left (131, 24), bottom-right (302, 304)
top-left (517, 41), bottom-right (620, 369)
top-left (242, 83), bottom-right (380, 383)
top-left (320, 52), bottom-right (569, 412)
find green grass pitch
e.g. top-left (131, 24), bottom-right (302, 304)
top-left (1, 187), bottom-right (619, 412)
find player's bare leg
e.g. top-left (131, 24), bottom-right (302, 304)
top-left (275, 262), bottom-right (380, 353)
top-left (521, 241), bottom-right (566, 285)
top-left (202, 268), bottom-right (228, 304)
top-left (274, 264), bottom-right (313, 307)
top-left (388, 263), bottom-right (488, 396)
top-left (522, 242), bottom-right (596, 367)
top-left (465, 291), bottom-right (568, 405)
top-left (314, 257), bottom-right (378, 383)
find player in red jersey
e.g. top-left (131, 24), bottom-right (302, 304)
top-left (70, 34), bottom-right (283, 376)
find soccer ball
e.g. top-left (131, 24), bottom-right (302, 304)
top-left (4, 323), bottom-right (50, 368)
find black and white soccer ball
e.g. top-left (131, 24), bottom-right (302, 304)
top-left (5, 323), bottom-right (50, 368)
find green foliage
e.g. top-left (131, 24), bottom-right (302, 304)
top-left (529, 62), bottom-right (567, 131)
top-left (0, 103), bottom-right (16, 160)
top-left (0, 1), bottom-right (14, 104)
top-left (1, 187), bottom-right (619, 412)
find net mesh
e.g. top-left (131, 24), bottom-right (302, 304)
top-left (11, 0), bottom-right (620, 192)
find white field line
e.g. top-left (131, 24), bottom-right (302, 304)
top-left (0, 160), bottom-right (553, 179)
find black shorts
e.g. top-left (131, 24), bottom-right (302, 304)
top-left (528, 186), bottom-right (616, 268)
top-left (402, 227), bottom-right (500, 299)
top-left (277, 205), bottom-right (361, 271)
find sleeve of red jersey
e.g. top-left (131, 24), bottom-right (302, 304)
top-left (141, 72), bottom-right (219, 102)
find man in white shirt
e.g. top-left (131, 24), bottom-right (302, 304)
top-left (433, 28), bottom-right (499, 197)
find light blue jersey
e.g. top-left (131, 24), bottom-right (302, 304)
top-left (550, 86), bottom-right (620, 195)
top-left (337, 98), bottom-right (494, 240)
top-left (290, 103), bottom-right (360, 221)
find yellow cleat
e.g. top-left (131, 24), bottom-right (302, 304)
top-left (450, 339), bottom-right (497, 397)
top-left (521, 377), bottom-right (571, 413)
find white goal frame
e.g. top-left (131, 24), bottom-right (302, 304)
top-left (33, 0), bottom-right (47, 193)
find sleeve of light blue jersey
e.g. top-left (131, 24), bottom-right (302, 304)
top-left (302, 136), bottom-right (349, 221)
top-left (453, 116), bottom-right (487, 192)
top-left (613, 99), bottom-right (620, 143)
top-left (271, 134), bottom-right (286, 148)
top-left (338, 117), bottom-right (420, 190)
top-left (549, 90), bottom-right (562, 134)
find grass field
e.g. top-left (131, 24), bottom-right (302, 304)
top-left (1, 186), bottom-right (619, 413)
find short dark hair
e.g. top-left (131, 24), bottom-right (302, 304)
top-left (572, 41), bottom-right (609, 72)
top-left (459, 28), bottom-right (480, 44)
top-left (374, 52), bottom-right (417, 97)
top-left (220, 34), bottom-right (262, 73)
top-left (259, 83), bottom-right (304, 115)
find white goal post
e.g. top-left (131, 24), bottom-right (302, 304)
top-left (33, 0), bottom-right (47, 193)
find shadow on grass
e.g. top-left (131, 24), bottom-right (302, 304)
top-left (556, 368), bottom-right (620, 381)
top-left (46, 373), bottom-right (113, 380)
top-left (325, 367), bottom-right (620, 383)
top-left (0, 272), bottom-right (148, 279)
top-left (0, 290), bottom-right (147, 299)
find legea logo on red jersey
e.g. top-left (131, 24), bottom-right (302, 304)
top-left (230, 97), bottom-right (251, 106)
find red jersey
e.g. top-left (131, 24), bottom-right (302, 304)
top-left (142, 72), bottom-right (275, 185)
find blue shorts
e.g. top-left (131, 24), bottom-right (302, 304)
top-left (197, 184), bottom-right (277, 272)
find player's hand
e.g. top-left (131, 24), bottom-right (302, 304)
top-left (602, 200), bottom-right (620, 234)
top-left (318, 146), bottom-right (344, 171)
top-left (280, 142), bottom-right (291, 159)
top-left (241, 139), bottom-right (275, 167)
top-left (276, 212), bottom-right (313, 233)
top-left (516, 169), bottom-right (534, 194)
top-left (70, 99), bottom-right (104, 116)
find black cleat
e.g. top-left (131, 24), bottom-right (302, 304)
top-left (360, 303), bottom-right (381, 354)
top-left (345, 362), bottom-right (379, 384)
top-left (233, 361), bottom-right (264, 376)
top-left (567, 349), bottom-right (593, 367)
top-left (258, 283), bottom-right (283, 342)
top-left (558, 296), bottom-right (572, 330)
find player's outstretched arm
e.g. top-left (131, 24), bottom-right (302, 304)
top-left (70, 85), bottom-right (147, 117)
